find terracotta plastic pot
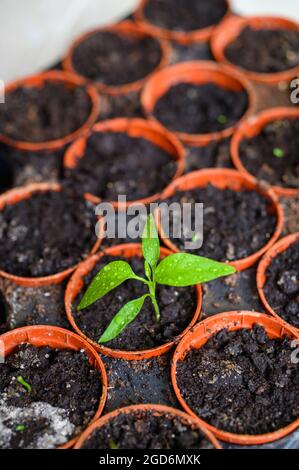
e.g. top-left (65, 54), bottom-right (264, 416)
top-left (257, 232), bottom-right (299, 334)
top-left (65, 243), bottom-right (202, 360)
top-left (171, 311), bottom-right (299, 445)
top-left (231, 107), bottom-right (299, 198)
top-left (141, 61), bottom-right (256, 146)
top-left (134, 0), bottom-right (231, 45)
top-left (0, 325), bottom-right (108, 449)
top-left (74, 403), bottom-right (222, 449)
top-left (211, 15), bottom-right (299, 84)
top-left (0, 182), bottom-right (103, 287)
top-left (0, 71), bottom-right (100, 152)
top-left (156, 169), bottom-right (283, 271)
top-left (63, 21), bottom-right (170, 96)
top-left (64, 117), bottom-right (185, 208)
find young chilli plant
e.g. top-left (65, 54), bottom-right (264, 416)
top-left (78, 214), bottom-right (236, 343)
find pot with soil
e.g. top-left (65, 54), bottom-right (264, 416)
top-left (0, 182), bottom-right (102, 287)
top-left (134, 0), bottom-right (231, 44)
top-left (63, 21), bottom-right (170, 96)
top-left (63, 118), bottom-right (185, 208)
top-left (65, 243), bottom-right (202, 360)
top-left (171, 311), bottom-right (299, 445)
top-left (156, 169), bottom-right (283, 271)
top-left (211, 16), bottom-right (299, 83)
top-left (0, 325), bottom-right (107, 449)
top-left (231, 108), bottom-right (299, 198)
top-left (74, 404), bottom-right (221, 449)
top-left (0, 71), bottom-right (100, 152)
top-left (141, 61), bottom-right (255, 146)
top-left (257, 232), bottom-right (299, 333)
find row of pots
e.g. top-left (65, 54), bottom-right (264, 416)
top-left (1, 64), bottom-right (298, 197)
top-left (1, 308), bottom-right (299, 448)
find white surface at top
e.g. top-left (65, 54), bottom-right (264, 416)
top-left (1, 0), bottom-right (299, 82)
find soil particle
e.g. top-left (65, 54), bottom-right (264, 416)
top-left (0, 81), bottom-right (92, 143)
top-left (239, 119), bottom-right (299, 189)
top-left (73, 256), bottom-right (197, 351)
top-left (81, 409), bottom-right (212, 449)
top-left (71, 30), bottom-right (162, 86)
top-left (0, 187), bottom-right (97, 277)
top-left (153, 83), bottom-right (248, 135)
top-left (0, 344), bottom-right (102, 448)
top-left (64, 132), bottom-right (177, 202)
top-left (99, 91), bottom-right (143, 121)
top-left (225, 26), bottom-right (299, 73)
top-left (264, 240), bottom-right (299, 328)
top-left (143, 0), bottom-right (228, 32)
top-left (176, 325), bottom-right (299, 435)
top-left (162, 185), bottom-right (277, 262)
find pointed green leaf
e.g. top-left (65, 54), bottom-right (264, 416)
top-left (142, 214), bottom-right (160, 269)
top-left (99, 295), bottom-right (147, 343)
top-left (155, 253), bottom-right (236, 286)
top-left (78, 261), bottom-right (137, 310)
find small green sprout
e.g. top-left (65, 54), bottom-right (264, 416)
top-left (273, 147), bottom-right (284, 158)
top-left (16, 425), bottom-right (26, 432)
top-left (78, 214), bottom-right (236, 343)
top-left (192, 233), bottom-right (200, 243)
top-left (109, 440), bottom-right (119, 449)
top-left (217, 114), bottom-right (228, 125)
top-left (17, 376), bottom-right (32, 393)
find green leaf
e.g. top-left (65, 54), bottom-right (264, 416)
top-left (142, 214), bottom-right (160, 269)
top-left (155, 253), bottom-right (236, 286)
top-left (78, 261), bottom-right (137, 310)
top-left (99, 295), bottom-right (147, 343)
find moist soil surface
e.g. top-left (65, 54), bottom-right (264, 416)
top-left (0, 187), bottom-right (97, 277)
top-left (225, 26), bottom-right (299, 73)
top-left (143, 0), bottom-right (228, 32)
top-left (65, 132), bottom-right (177, 201)
top-left (176, 324), bottom-right (299, 435)
top-left (81, 409), bottom-right (212, 449)
top-left (73, 255), bottom-right (197, 351)
top-left (239, 118), bottom-right (299, 189)
top-left (162, 185), bottom-right (277, 262)
top-left (153, 83), bottom-right (248, 135)
top-left (0, 344), bottom-right (102, 449)
top-left (71, 30), bottom-right (162, 86)
top-left (264, 240), bottom-right (299, 328)
top-left (0, 81), bottom-right (91, 143)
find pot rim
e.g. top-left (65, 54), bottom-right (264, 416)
top-left (171, 310), bottom-right (299, 445)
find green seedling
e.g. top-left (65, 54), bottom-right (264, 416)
top-left (78, 214), bottom-right (236, 343)
top-left (109, 440), bottom-right (119, 449)
top-left (16, 425), bottom-right (26, 432)
top-left (17, 376), bottom-right (32, 393)
top-left (273, 147), bottom-right (284, 158)
top-left (217, 114), bottom-right (228, 125)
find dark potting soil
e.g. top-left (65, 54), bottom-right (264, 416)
top-left (143, 0), bottom-right (228, 32)
top-left (0, 81), bottom-right (92, 143)
top-left (0, 344), bottom-right (102, 449)
top-left (0, 142), bottom-right (64, 189)
top-left (176, 324), bottom-right (299, 435)
top-left (73, 255), bottom-right (197, 351)
top-left (162, 185), bottom-right (277, 262)
top-left (239, 119), bottom-right (299, 189)
top-left (0, 188), bottom-right (97, 277)
top-left (225, 26), bottom-right (299, 73)
top-left (153, 83), bottom-right (248, 135)
top-left (82, 409), bottom-right (212, 449)
top-left (64, 132), bottom-right (177, 201)
top-left (185, 138), bottom-right (232, 173)
top-left (264, 240), bottom-right (299, 328)
top-left (71, 30), bottom-right (162, 86)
